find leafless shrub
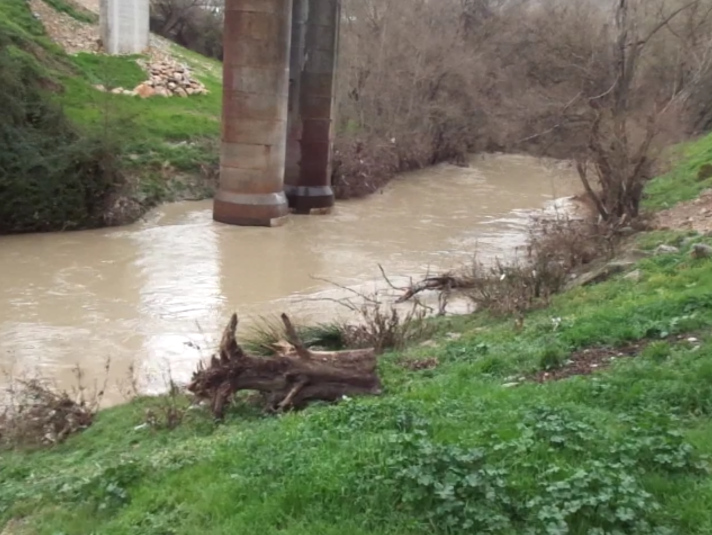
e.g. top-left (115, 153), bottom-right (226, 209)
top-left (466, 213), bottom-right (618, 317)
top-left (142, 379), bottom-right (190, 430)
top-left (463, 256), bottom-right (564, 318)
top-left (0, 360), bottom-right (109, 448)
top-left (527, 214), bottom-right (615, 271)
top-left (306, 275), bottom-right (438, 354)
top-left (340, 301), bottom-right (435, 354)
top-left (150, 0), bottom-right (224, 59)
top-left (133, 361), bottom-right (195, 430)
top-left (396, 211), bottom-right (615, 320)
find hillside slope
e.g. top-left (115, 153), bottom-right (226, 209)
top-left (0, 0), bottom-right (222, 233)
top-left (4, 134), bottom-right (712, 534)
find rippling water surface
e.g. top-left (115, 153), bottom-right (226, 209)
top-left (0, 154), bottom-right (578, 403)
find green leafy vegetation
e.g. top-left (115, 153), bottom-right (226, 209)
top-left (5, 230), bottom-right (712, 533)
top-left (644, 133), bottom-right (712, 210)
top-left (70, 53), bottom-right (146, 90)
top-left (0, 1), bottom-right (121, 233)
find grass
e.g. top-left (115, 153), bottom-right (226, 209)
top-left (644, 132), bottom-right (712, 210)
top-left (4, 229), bottom-right (712, 533)
top-left (5, 1), bottom-right (712, 531)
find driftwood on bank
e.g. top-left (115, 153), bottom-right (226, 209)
top-left (187, 313), bottom-right (382, 418)
top-left (394, 273), bottom-right (475, 303)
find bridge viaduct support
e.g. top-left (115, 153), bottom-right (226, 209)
top-left (99, 0), bottom-right (150, 55)
top-left (214, 0), bottom-right (339, 227)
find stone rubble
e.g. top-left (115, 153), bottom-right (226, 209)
top-left (136, 59), bottom-right (209, 97)
top-left (29, 0), bottom-right (209, 99)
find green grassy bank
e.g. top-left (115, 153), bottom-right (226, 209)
top-left (0, 0), bottom-right (221, 233)
top-left (3, 135), bottom-right (712, 534)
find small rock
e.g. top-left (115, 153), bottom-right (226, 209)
top-left (176, 88), bottom-right (188, 97)
top-left (687, 337), bottom-right (699, 343)
top-left (618, 248), bottom-right (651, 262)
top-left (110, 87), bottom-right (123, 94)
top-left (691, 243), bottom-right (712, 259)
top-left (623, 269), bottom-right (642, 282)
top-left (94, 84), bottom-right (106, 92)
top-left (655, 244), bottom-right (680, 255)
top-left (682, 236), bottom-right (699, 246)
top-left (502, 382), bottom-right (519, 388)
top-left (134, 83), bottom-right (155, 98)
top-left (446, 332), bottom-right (462, 340)
top-left (617, 226), bottom-right (635, 237)
top-left (567, 260), bottom-right (635, 289)
top-left (168, 81), bottom-right (177, 90)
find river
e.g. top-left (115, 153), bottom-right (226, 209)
top-left (0, 154), bottom-right (579, 404)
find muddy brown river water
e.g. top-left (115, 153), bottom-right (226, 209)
top-left (0, 154), bottom-right (579, 404)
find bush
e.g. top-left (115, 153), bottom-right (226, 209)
top-left (0, 13), bottom-right (123, 234)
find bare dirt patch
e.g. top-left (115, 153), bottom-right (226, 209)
top-left (532, 341), bottom-right (649, 383)
top-left (396, 356), bottom-right (440, 372)
top-left (29, 0), bottom-right (99, 54)
top-left (531, 334), bottom-right (700, 383)
top-left (656, 189), bottom-right (712, 233)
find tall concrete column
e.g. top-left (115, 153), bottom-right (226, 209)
top-left (100, 0), bottom-right (149, 55)
top-left (285, 0), bottom-right (307, 192)
top-left (214, 0), bottom-right (293, 227)
top-left (285, 0), bottom-right (339, 214)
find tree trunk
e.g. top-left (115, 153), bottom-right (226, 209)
top-left (187, 313), bottom-right (382, 418)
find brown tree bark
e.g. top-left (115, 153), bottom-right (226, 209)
top-left (187, 313), bottom-right (382, 418)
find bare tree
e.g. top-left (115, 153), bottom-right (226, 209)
top-left (574, 0), bottom-right (706, 222)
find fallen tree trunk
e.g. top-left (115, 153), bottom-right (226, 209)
top-left (187, 313), bottom-right (382, 418)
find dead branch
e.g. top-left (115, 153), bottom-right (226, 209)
top-left (394, 273), bottom-right (475, 303)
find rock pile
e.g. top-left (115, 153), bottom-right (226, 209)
top-left (137, 59), bottom-right (209, 97)
top-left (95, 59), bottom-right (209, 98)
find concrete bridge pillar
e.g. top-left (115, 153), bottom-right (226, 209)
top-left (285, 0), bottom-right (307, 195)
top-left (214, 0), bottom-right (293, 227)
top-left (285, 0), bottom-right (339, 214)
top-left (99, 0), bottom-right (150, 55)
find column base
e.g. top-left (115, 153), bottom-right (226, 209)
top-left (285, 185), bottom-right (335, 215)
top-left (213, 191), bottom-right (290, 227)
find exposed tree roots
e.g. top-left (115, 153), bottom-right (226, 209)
top-left (187, 313), bottom-right (382, 419)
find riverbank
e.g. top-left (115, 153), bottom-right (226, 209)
top-left (0, 153), bottom-right (579, 406)
top-left (3, 134), bottom-right (712, 533)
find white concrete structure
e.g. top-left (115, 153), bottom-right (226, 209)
top-left (100, 0), bottom-right (149, 55)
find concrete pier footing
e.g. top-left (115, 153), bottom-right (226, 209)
top-left (99, 0), bottom-right (149, 55)
top-left (214, 0), bottom-right (293, 227)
